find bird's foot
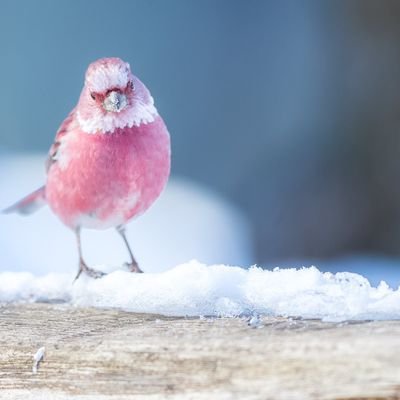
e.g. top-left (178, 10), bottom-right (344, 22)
top-left (124, 261), bottom-right (144, 273)
top-left (74, 261), bottom-right (107, 282)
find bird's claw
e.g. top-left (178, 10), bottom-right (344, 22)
top-left (74, 261), bottom-right (107, 282)
top-left (85, 267), bottom-right (106, 279)
top-left (124, 262), bottom-right (144, 273)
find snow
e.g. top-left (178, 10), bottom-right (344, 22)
top-left (1, 261), bottom-right (399, 322)
top-left (247, 314), bottom-right (263, 328)
top-left (265, 254), bottom-right (400, 288)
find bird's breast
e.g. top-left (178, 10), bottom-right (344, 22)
top-left (46, 116), bottom-right (171, 229)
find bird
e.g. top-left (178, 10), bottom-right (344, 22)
top-left (3, 57), bottom-right (171, 280)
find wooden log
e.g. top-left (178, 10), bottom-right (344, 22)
top-left (0, 304), bottom-right (399, 399)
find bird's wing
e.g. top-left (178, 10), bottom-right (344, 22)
top-left (46, 108), bottom-right (78, 172)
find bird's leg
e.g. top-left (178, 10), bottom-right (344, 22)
top-left (116, 225), bottom-right (143, 273)
top-left (73, 228), bottom-right (106, 281)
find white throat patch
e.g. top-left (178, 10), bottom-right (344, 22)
top-left (76, 76), bottom-right (158, 134)
top-left (76, 97), bottom-right (158, 134)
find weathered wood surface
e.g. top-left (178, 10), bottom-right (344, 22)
top-left (0, 304), bottom-right (399, 399)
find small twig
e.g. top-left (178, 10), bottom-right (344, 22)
top-left (32, 346), bottom-right (45, 374)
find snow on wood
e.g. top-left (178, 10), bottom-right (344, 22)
top-left (1, 262), bottom-right (400, 321)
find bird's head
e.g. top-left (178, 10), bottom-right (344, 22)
top-left (85, 57), bottom-right (132, 113)
top-left (77, 57), bottom-right (158, 134)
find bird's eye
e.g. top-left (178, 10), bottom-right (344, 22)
top-left (90, 92), bottom-right (96, 100)
top-left (128, 81), bottom-right (134, 90)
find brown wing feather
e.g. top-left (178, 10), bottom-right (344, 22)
top-left (46, 108), bottom-right (77, 172)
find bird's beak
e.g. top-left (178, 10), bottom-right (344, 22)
top-left (103, 91), bottom-right (127, 113)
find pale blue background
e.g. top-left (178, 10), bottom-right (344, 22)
top-left (2, 0), bottom-right (400, 271)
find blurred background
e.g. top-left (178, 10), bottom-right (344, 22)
top-left (2, 0), bottom-right (400, 285)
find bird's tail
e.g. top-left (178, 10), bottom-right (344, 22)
top-left (3, 186), bottom-right (47, 215)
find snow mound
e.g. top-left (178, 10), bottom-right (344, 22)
top-left (1, 261), bottom-right (399, 322)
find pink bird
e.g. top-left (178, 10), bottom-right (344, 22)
top-left (4, 57), bottom-right (171, 280)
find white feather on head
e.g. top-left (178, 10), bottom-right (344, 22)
top-left (86, 59), bottom-right (130, 93)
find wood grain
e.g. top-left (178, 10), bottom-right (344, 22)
top-left (0, 304), bottom-right (399, 399)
